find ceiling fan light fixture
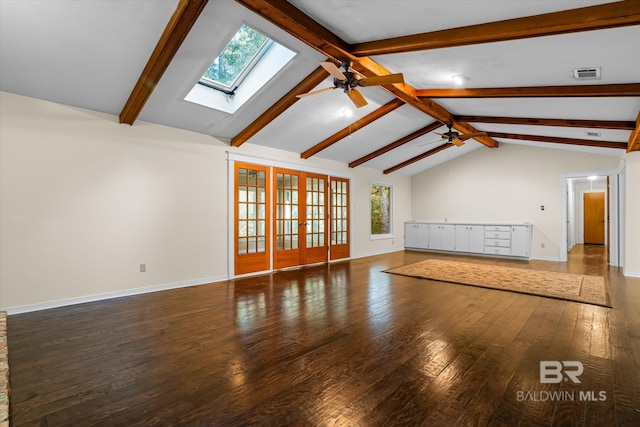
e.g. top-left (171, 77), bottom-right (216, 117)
top-left (451, 74), bottom-right (469, 85)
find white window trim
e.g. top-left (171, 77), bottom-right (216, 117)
top-left (369, 181), bottom-right (393, 240)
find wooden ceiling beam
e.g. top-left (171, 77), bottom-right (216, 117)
top-left (349, 121), bottom-right (443, 168)
top-left (416, 83), bottom-right (640, 98)
top-left (454, 115), bottom-right (636, 130)
top-left (231, 66), bottom-right (329, 147)
top-left (628, 111), bottom-right (640, 152)
top-left (234, 0), bottom-right (500, 149)
top-left (120, 0), bottom-right (208, 125)
top-left (235, 0), bottom-right (351, 59)
top-left (384, 143), bottom-right (454, 175)
top-left (300, 99), bottom-right (404, 159)
top-left (352, 1), bottom-right (640, 56)
top-left (487, 132), bottom-right (627, 149)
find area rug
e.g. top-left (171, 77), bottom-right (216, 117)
top-left (385, 259), bottom-right (611, 308)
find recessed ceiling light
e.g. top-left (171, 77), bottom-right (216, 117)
top-left (588, 175), bottom-right (598, 181)
top-left (452, 75), bottom-right (469, 85)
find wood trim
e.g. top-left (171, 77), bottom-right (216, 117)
top-left (416, 83), bottom-right (640, 98)
top-left (628, 111), bottom-right (640, 152)
top-left (231, 66), bottom-right (329, 147)
top-left (383, 143), bottom-right (454, 174)
top-left (119, 0), bottom-right (208, 125)
top-left (454, 115), bottom-right (636, 131)
top-left (300, 99), bottom-right (404, 159)
top-left (351, 2), bottom-right (640, 56)
top-left (486, 132), bottom-right (627, 149)
top-left (233, 2), bottom-right (500, 150)
top-left (349, 121), bottom-right (443, 168)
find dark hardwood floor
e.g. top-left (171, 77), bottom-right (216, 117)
top-left (7, 246), bottom-right (640, 426)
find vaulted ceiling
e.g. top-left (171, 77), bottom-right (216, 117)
top-left (1, 0), bottom-right (639, 175)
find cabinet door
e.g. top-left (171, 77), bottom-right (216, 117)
top-left (416, 224), bottom-right (429, 249)
top-left (441, 224), bottom-right (456, 251)
top-left (469, 225), bottom-right (485, 253)
top-left (428, 224), bottom-right (442, 249)
top-left (511, 226), bottom-right (530, 257)
top-left (455, 225), bottom-right (470, 252)
top-left (405, 223), bottom-right (418, 248)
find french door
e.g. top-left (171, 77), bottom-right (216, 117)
top-left (273, 168), bottom-right (328, 269)
top-left (234, 162), bottom-right (349, 275)
top-left (234, 163), bottom-right (270, 275)
top-left (330, 177), bottom-right (350, 260)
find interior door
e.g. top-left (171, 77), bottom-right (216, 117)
top-left (584, 192), bottom-right (605, 244)
top-left (234, 163), bottom-right (270, 275)
top-left (330, 177), bottom-right (350, 260)
top-left (273, 169), bottom-right (328, 269)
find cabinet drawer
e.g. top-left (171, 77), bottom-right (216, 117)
top-left (485, 239), bottom-right (510, 248)
top-left (484, 225), bottom-right (510, 232)
top-left (484, 246), bottom-right (511, 256)
top-left (485, 231), bottom-right (510, 239)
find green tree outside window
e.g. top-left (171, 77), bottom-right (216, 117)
top-left (370, 183), bottom-right (392, 235)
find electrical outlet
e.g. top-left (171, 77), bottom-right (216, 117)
top-left (541, 243), bottom-right (545, 249)
top-left (140, 263), bottom-right (146, 272)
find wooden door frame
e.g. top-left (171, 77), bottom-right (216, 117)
top-left (560, 165), bottom-right (623, 267)
top-left (227, 152), bottom-right (352, 278)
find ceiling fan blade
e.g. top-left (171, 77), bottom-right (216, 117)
top-left (452, 138), bottom-right (466, 147)
top-left (320, 61), bottom-right (347, 80)
top-left (347, 88), bottom-right (368, 108)
top-left (358, 73), bottom-right (404, 87)
top-left (458, 132), bottom-right (488, 141)
top-left (296, 86), bottom-right (336, 98)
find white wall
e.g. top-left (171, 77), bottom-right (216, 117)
top-left (0, 92), bottom-right (411, 311)
top-left (624, 151), bottom-right (640, 277)
top-left (410, 143), bottom-right (621, 261)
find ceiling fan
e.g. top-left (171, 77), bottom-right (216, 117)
top-left (419, 123), bottom-right (487, 147)
top-left (296, 61), bottom-right (404, 108)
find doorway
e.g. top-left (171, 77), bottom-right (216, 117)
top-left (583, 192), bottom-right (605, 245)
top-left (560, 168), bottom-right (622, 267)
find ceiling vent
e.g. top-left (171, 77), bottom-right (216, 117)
top-left (573, 67), bottom-right (601, 80)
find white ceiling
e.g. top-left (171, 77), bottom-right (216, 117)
top-left (1, 0), bottom-right (637, 175)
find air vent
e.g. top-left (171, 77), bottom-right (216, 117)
top-left (585, 131), bottom-right (602, 137)
top-left (573, 67), bottom-right (601, 80)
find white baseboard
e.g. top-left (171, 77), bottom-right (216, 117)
top-left (623, 269), bottom-right (640, 278)
top-left (4, 275), bottom-right (228, 315)
top-left (353, 248), bottom-right (404, 259)
top-left (532, 255), bottom-right (562, 262)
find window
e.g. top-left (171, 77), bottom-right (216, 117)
top-left (199, 24), bottom-right (271, 94)
top-left (185, 25), bottom-right (296, 114)
top-left (370, 183), bottom-right (392, 238)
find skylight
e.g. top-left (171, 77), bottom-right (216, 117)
top-left (199, 25), bottom-right (271, 94)
top-left (186, 25), bottom-right (296, 114)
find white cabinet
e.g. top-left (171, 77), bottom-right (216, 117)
top-left (404, 222), bottom-right (428, 249)
top-left (429, 224), bottom-right (455, 251)
top-left (404, 221), bottom-right (532, 259)
top-left (510, 225), bottom-right (530, 257)
top-left (455, 225), bottom-right (484, 253)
